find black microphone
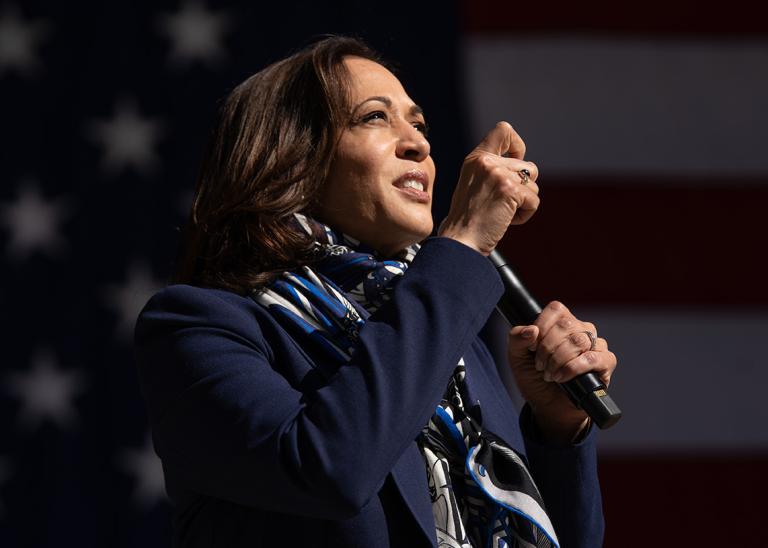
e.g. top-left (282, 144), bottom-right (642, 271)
top-left (489, 249), bottom-right (622, 429)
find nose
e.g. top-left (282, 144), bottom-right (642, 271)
top-left (395, 123), bottom-right (430, 162)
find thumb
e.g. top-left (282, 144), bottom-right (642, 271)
top-left (474, 121), bottom-right (526, 159)
top-left (507, 324), bottom-right (539, 362)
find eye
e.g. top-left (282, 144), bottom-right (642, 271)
top-left (360, 110), bottom-right (388, 124)
top-left (413, 121), bottom-right (430, 137)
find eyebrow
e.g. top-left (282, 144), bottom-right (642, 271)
top-left (353, 96), bottom-right (424, 117)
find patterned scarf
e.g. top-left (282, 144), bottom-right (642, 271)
top-left (253, 214), bottom-right (559, 548)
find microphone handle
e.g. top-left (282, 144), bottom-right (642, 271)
top-left (489, 250), bottom-right (622, 430)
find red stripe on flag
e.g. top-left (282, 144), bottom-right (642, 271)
top-left (496, 182), bottom-right (768, 305)
top-left (599, 454), bottom-right (768, 545)
top-left (462, 0), bottom-right (768, 34)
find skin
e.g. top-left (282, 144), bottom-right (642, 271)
top-left (317, 57), bottom-right (436, 256)
top-left (318, 57), bottom-right (618, 445)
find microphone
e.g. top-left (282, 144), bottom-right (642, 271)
top-left (489, 249), bottom-right (622, 430)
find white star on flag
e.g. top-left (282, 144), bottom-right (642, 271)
top-left (103, 261), bottom-right (164, 340)
top-left (0, 5), bottom-right (50, 76)
top-left (157, 0), bottom-right (231, 67)
top-left (86, 98), bottom-right (165, 176)
top-left (6, 350), bottom-right (86, 431)
top-left (119, 434), bottom-right (167, 508)
top-left (0, 180), bottom-right (69, 261)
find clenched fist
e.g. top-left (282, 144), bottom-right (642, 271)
top-left (439, 122), bottom-right (540, 255)
top-left (507, 301), bottom-right (618, 444)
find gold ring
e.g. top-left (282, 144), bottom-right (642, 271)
top-left (582, 331), bottom-right (597, 351)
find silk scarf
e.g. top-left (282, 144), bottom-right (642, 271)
top-left (252, 213), bottom-right (559, 548)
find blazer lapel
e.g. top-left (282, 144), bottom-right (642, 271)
top-left (390, 442), bottom-right (437, 547)
top-left (462, 344), bottom-right (527, 454)
top-left (389, 342), bottom-right (525, 548)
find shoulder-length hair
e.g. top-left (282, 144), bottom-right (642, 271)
top-left (173, 36), bottom-right (384, 294)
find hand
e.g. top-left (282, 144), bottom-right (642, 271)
top-left (507, 301), bottom-right (618, 444)
top-left (438, 121), bottom-right (540, 256)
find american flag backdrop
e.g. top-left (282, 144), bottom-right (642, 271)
top-left (0, 2), bottom-right (466, 545)
top-left (465, 1), bottom-right (768, 545)
top-left (1, 0), bottom-right (766, 546)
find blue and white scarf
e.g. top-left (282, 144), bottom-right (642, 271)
top-left (253, 213), bottom-right (559, 548)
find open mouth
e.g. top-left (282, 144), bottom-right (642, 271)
top-left (393, 170), bottom-right (430, 203)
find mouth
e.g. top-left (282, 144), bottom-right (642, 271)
top-left (392, 170), bottom-right (430, 203)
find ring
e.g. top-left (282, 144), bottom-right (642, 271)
top-left (518, 168), bottom-right (530, 185)
top-left (582, 331), bottom-right (597, 351)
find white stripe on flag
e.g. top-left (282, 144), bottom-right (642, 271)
top-left (572, 307), bottom-right (768, 452)
top-left (463, 37), bottom-right (768, 177)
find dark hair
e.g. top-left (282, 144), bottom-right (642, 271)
top-left (173, 36), bottom-right (384, 294)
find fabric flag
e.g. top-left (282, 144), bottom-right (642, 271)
top-left (0, 2), bottom-right (465, 546)
top-left (462, 1), bottom-right (768, 545)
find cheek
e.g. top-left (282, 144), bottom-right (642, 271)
top-left (322, 160), bottom-right (378, 222)
top-left (330, 147), bottom-right (388, 199)
top-left (426, 159), bottom-right (437, 192)
top-left (345, 143), bottom-right (388, 181)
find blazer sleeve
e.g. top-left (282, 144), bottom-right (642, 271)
top-left (134, 237), bottom-right (503, 520)
top-left (520, 405), bottom-right (605, 547)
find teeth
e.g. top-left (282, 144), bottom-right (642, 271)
top-left (401, 179), bottom-right (424, 191)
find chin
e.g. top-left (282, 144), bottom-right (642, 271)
top-left (394, 216), bottom-right (433, 248)
top-left (415, 221), bottom-right (434, 241)
top-left (372, 208), bottom-right (434, 255)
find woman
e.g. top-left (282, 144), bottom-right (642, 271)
top-left (135, 36), bottom-right (616, 547)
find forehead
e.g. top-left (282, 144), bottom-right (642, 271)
top-left (343, 56), bottom-right (409, 101)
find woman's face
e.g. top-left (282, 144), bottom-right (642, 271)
top-left (316, 56), bottom-right (435, 256)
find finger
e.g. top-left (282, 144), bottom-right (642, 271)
top-left (545, 330), bottom-right (603, 368)
top-left (500, 159), bottom-right (539, 185)
top-left (542, 331), bottom-right (595, 375)
top-left (508, 189), bottom-right (541, 225)
top-left (536, 309), bottom-right (596, 346)
top-left (476, 155), bottom-right (538, 185)
top-left (504, 165), bottom-right (540, 198)
top-left (532, 301), bottom-right (574, 351)
top-left (495, 174), bottom-right (540, 225)
top-left (474, 121), bottom-right (526, 159)
top-left (535, 308), bottom-right (593, 372)
top-left (507, 325), bottom-right (539, 362)
top-left (550, 349), bottom-right (617, 384)
top-left (542, 336), bottom-right (608, 380)
top-left (519, 179), bottom-right (539, 196)
top-left (594, 337), bottom-right (608, 352)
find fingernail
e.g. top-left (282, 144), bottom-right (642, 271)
top-left (535, 359), bottom-right (544, 371)
top-left (521, 327), bottom-right (534, 339)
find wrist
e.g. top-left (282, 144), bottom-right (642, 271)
top-left (436, 229), bottom-right (487, 256)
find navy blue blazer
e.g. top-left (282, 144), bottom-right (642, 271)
top-left (134, 237), bottom-right (604, 547)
